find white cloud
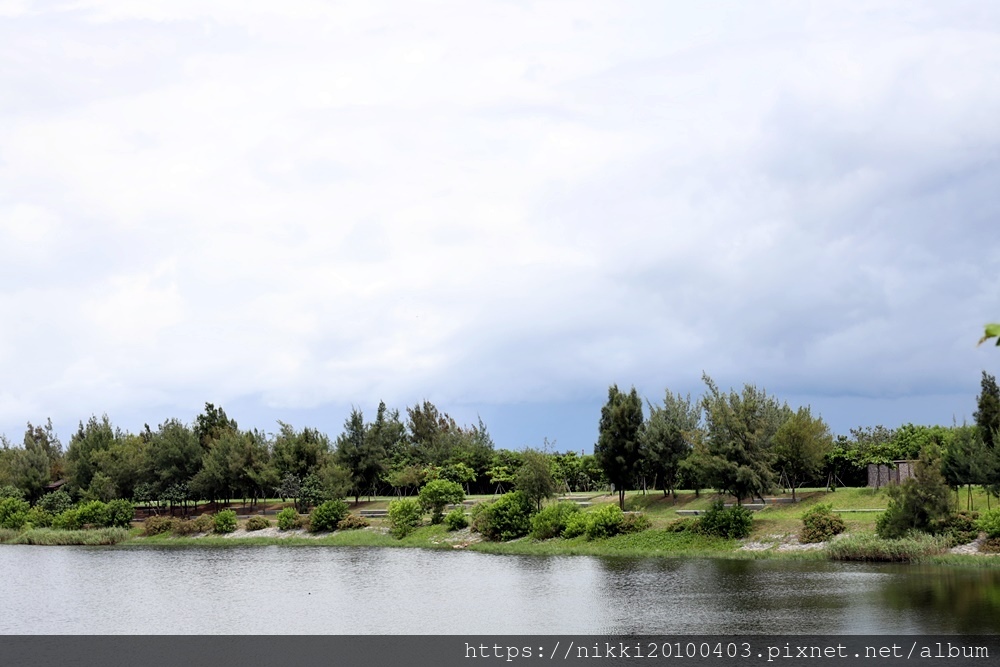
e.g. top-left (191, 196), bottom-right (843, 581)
top-left (0, 1), bottom-right (998, 441)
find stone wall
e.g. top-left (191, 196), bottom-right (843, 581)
top-left (867, 460), bottom-right (915, 487)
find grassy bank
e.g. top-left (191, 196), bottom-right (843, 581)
top-left (4, 488), bottom-right (999, 567)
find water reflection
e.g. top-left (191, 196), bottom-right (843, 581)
top-left (0, 546), bottom-right (997, 634)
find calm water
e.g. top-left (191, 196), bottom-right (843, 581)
top-left (1, 546), bottom-right (999, 634)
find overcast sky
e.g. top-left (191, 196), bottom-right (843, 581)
top-left (1, 1), bottom-right (998, 451)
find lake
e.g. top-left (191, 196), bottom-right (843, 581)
top-left (1, 545), bottom-right (998, 634)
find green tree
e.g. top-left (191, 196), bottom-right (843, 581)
top-left (515, 449), bottom-right (557, 511)
top-left (22, 419), bottom-right (64, 482)
top-left (772, 406), bottom-right (833, 500)
top-left (335, 408), bottom-right (386, 503)
top-left (594, 384), bottom-right (644, 510)
top-left (194, 402), bottom-right (238, 450)
top-left (701, 374), bottom-right (789, 504)
top-left (91, 433), bottom-right (151, 501)
top-left (974, 371), bottom-right (1000, 450)
top-left (942, 424), bottom-right (988, 510)
top-left (876, 444), bottom-right (954, 538)
top-left (66, 415), bottom-right (121, 497)
top-left (272, 422), bottom-right (331, 480)
top-left (642, 390), bottom-right (700, 500)
top-left (418, 478), bottom-right (465, 523)
top-left (148, 419), bottom-right (202, 498)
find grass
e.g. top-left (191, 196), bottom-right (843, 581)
top-left (5, 488), bottom-right (1000, 567)
top-left (0, 527), bottom-right (129, 546)
top-left (826, 533), bottom-right (952, 562)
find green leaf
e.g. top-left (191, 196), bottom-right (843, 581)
top-left (979, 323), bottom-right (1000, 347)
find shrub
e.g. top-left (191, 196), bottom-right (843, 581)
top-left (976, 508), bottom-right (1000, 538)
top-left (938, 511), bottom-right (979, 546)
top-left (192, 513), bottom-right (214, 532)
top-left (336, 514), bottom-right (370, 531)
top-left (37, 490), bottom-right (73, 515)
top-left (621, 512), bottom-right (652, 534)
top-left (173, 518), bottom-right (202, 535)
top-left (562, 512), bottom-right (588, 539)
top-left (469, 502), bottom-right (488, 534)
top-left (697, 500), bottom-right (753, 539)
top-left (0, 485), bottom-right (24, 500)
top-left (0, 497), bottom-right (30, 530)
top-left (245, 515), bottom-right (271, 531)
top-left (141, 515), bottom-right (177, 536)
top-left (53, 507), bottom-right (82, 530)
top-left (25, 506), bottom-right (53, 528)
top-left (477, 491), bottom-right (534, 542)
top-left (875, 445), bottom-right (953, 539)
top-left (982, 537), bottom-right (1000, 553)
top-left (800, 503), bottom-right (846, 543)
top-left (76, 500), bottom-right (110, 528)
top-left (586, 504), bottom-right (625, 540)
top-left (388, 498), bottom-right (422, 538)
top-left (418, 479), bottom-right (465, 524)
top-left (310, 499), bottom-right (349, 532)
top-left (530, 502), bottom-right (581, 539)
top-left (665, 517), bottom-right (696, 533)
top-left (106, 499), bottom-right (135, 528)
top-left (444, 507), bottom-right (469, 531)
top-left (213, 509), bottom-right (238, 534)
top-left (277, 507), bottom-right (299, 531)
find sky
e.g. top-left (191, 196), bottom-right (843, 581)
top-left (1, 1), bottom-right (999, 452)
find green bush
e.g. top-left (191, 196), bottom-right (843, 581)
top-left (141, 515), bottom-right (177, 536)
top-left (245, 515), bottom-right (271, 531)
top-left (444, 507), bottom-right (469, 531)
top-left (0, 485), bottom-right (24, 500)
top-left (277, 507), bottom-right (299, 531)
top-left (336, 514), bottom-right (370, 531)
top-left (562, 512), bottom-right (588, 539)
top-left (469, 502), bottom-right (488, 533)
top-left (697, 500), bottom-right (753, 539)
top-left (938, 511), bottom-right (979, 546)
top-left (621, 512), bottom-right (651, 534)
top-left (665, 517), bottom-right (696, 533)
top-left (976, 508), bottom-right (1000, 538)
top-left (418, 479), bottom-right (465, 524)
top-left (530, 502), bottom-right (581, 539)
top-left (52, 508), bottom-right (82, 531)
top-left (800, 503), bottom-right (846, 543)
top-left (173, 518), bottom-right (202, 535)
top-left (193, 514), bottom-right (214, 532)
top-left (77, 500), bottom-right (110, 528)
top-left (418, 479), bottom-right (465, 525)
top-left (310, 499), bottom-right (349, 532)
top-left (477, 491), bottom-right (534, 542)
top-left (37, 490), bottom-right (73, 515)
top-left (875, 445), bottom-right (953, 539)
top-left (0, 497), bottom-right (30, 530)
top-left (106, 499), bottom-right (135, 528)
top-left (213, 509), bottom-right (238, 534)
top-left (388, 498), bottom-right (422, 538)
top-left (586, 504), bottom-right (625, 540)
top-left (25, 506), bottom-right (53, 528)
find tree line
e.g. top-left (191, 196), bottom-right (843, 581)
top-left (0, 401), bottom-right (605, 511)
top-left (1, 370), bottom-right (999, 513)
top-left (595, 372), bottom-right (1000, 509)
